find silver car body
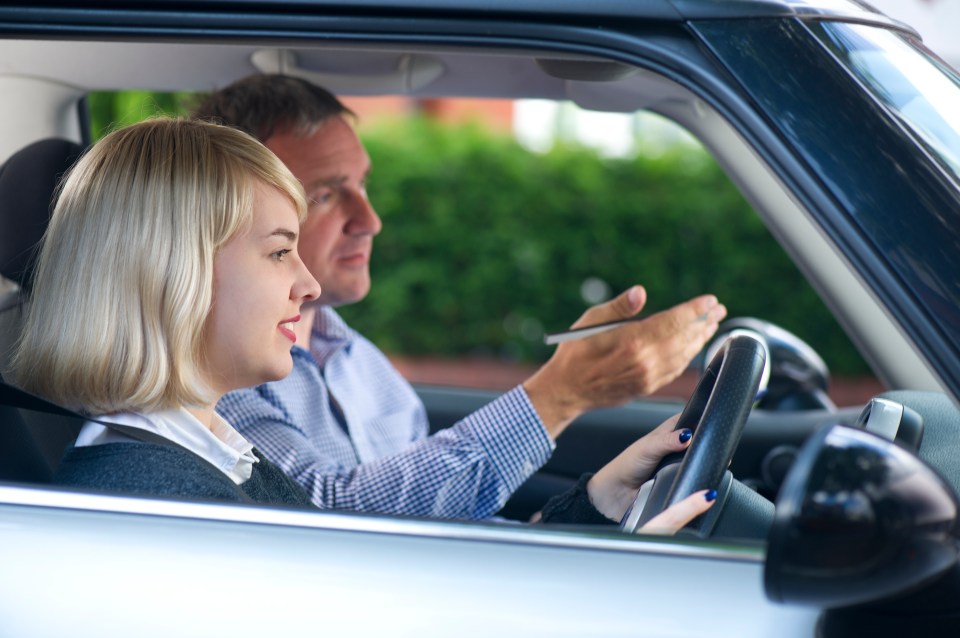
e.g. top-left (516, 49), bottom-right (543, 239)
top-left (1, 0), bottom-right (958, 635)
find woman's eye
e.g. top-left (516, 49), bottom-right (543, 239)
top-left (271, 248), bottom-right (292, 262)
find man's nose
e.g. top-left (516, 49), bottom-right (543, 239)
top-left (344, 190), bottom-right (382, 237)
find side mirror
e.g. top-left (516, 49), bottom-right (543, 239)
top-left (765, 424), bottom-right (959, 608)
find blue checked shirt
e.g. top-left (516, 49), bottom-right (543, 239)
top-left (217, 307), bottom-right (554, 519)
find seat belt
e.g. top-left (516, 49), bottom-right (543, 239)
top-left (0, 380), bottom-right (180, 448)
top-left (0, 379), bottom-right (262, 503)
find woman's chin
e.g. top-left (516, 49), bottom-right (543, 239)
top-left (264, 358), bottom-right (294, 383)
top-left (222, 359), bottom-right (293, 393)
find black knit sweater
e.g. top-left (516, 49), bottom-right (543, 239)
top-left (55, 442), bottom-right (313, 506)
top-left (55, 442), bottom-right (612, 524)
top-left (539, 473), bottom-right (616, 526)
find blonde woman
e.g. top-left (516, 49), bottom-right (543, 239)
top-left (11, 118), bottom-right (321, 503)
top-left (9, 118), bottom-right (713, 530)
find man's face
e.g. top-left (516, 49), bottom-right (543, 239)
top-left (265, 116), bottom-right (381, 307)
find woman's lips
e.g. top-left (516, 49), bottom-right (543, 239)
top-left (278, 314), bottom-right (300, 343)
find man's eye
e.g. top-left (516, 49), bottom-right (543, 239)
top-left (271, 248), bottom-right (292, 262)
top-left (308, 188), bottom-right (337, 210)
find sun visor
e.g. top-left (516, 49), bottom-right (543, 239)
top-left (251, 48), bottom-right (444, 95)
top-left (564, 67), bottom-right (694, 113)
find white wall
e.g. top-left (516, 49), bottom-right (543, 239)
top-left (868, 0), bottom-right (960, 69)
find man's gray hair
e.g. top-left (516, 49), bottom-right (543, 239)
top-left (193, 74), bottom-right (354, 142)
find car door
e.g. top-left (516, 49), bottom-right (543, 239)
top-left (1, 3), bottom-right (958, 635)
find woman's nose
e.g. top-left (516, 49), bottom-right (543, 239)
top-left (293, 258), bottom-right (321, 302)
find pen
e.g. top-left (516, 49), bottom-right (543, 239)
top-left (543, 313), bottom-right (709, 345)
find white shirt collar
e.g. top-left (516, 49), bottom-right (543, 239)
top-left (74, 408), bottom-right (258, 484)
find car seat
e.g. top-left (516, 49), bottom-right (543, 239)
top-left (0, 138), bottom-right (84, 292)
top-left (1, 137), bottom-right (85, 370)
top-left (0, 138), bottom-right (85, 483)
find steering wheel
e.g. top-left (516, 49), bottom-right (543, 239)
top-left (621, 333), bottom-right (767, 535)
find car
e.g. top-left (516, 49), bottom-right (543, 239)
top-left (1, 1), bottom-right (960, 636)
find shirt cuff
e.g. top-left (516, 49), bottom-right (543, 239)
top-left (539, 473), bottom-right (616, 526)
top-left (461, 385), bottom-right (555, 492)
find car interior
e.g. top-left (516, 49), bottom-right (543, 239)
top-left (0, 34), bottom-right (957, 545)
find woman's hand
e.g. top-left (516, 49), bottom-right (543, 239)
top-left (586, 414), bottom-right (716, 531)
top-left (637, 489), bottom-right (717, 535)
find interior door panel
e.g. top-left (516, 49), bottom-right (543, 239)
top-left (415, 384), bottom-right (863, 520)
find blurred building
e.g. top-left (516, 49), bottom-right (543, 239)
top-left (341, 95), bottom-right (514, 132)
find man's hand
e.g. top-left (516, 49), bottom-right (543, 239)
top-left (523, 285), bottom-right (726, 438)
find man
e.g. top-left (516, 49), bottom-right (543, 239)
top-left (199, 75), bottom-right (726, 519)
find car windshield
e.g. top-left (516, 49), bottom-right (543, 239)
top-left (814, 21), bottom-right (960, 182)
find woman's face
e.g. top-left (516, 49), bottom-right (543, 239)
top-left (201, 180), bottom-right (321, 397)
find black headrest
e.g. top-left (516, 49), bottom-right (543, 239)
top-left (0, 138), bottom-right (85, 291)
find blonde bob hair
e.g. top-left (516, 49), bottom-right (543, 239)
top-left (11, 117), bottom-right (307, 415)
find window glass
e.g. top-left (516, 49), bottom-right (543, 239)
top-left (816, 22), bottom-right (960, 181)
top-left (86, 91), bottom-right (873, 400)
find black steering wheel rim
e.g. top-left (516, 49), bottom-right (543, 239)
top-left (624, 333), bottom-right (767, 533)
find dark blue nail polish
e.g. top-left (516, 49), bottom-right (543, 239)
top-left (705, 489), bottom-right (717, 502)
top-left (678, 429), bottom-right (692, 443)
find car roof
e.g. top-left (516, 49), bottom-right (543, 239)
top-left (0, 0), bottom-right (912, 98)
top-left (0, 0), bottom-right (905, 27)
top-left (332, 0), bottom-right (890, 22)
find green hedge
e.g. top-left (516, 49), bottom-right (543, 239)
top-left (346, 117), bottom-right (867, 374)
top-left (88, 91), bottom-right (195, 138)
top-left (86, 93), bottom-right (869, 374)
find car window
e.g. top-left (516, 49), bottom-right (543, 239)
top-left (697, 17), bottom-right (960, 387)
top-left (354, 104), bottom-right (874, 398)
top-left (813, 22), bottom-right (960, 181)
top-left (85, 89), bottom-right (873, 402)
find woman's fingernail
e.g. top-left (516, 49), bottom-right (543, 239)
top-left (705, 489), bottom-right (718, 502)
top-left (678, 429), bottom-right (692, 443)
